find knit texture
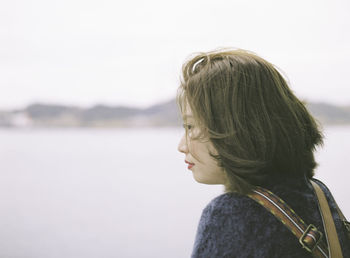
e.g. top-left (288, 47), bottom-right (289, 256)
top-left (191, 176), bottom-right (350, 258)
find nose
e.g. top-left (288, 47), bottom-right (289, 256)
top-left (177, 133), bottom-right (188, 154)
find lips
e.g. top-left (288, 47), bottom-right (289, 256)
top-left (185, 160), bottom-right (195, 165)
top-left (185, 160), bottom-right (195, 169)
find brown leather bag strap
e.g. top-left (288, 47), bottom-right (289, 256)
top-left (333, 196), bottom-right (350, 240)
top-left (310, 180), bottom-right (344, 258)
top-left (247, 186), bottom-right (329, 257)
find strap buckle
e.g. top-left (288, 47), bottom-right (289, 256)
top-left (299, 224), bottom-right (323, 253)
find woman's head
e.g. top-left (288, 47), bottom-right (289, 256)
top-left (176, 48), bottom-right (324, 194)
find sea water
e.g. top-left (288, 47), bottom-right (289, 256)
top-left (0, 126), bottom-right (349, 258)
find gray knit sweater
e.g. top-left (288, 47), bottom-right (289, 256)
top-left (191, 176), bottom-right (350, 258)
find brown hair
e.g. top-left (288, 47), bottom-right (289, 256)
top-left (176, 48), bottom-right (324, 194)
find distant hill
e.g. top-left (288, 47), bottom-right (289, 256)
top-left (0, 99), bottom-right (349, 128)
top-left (305, 102), bottom-right (350, 125)
top-left (0, 99), bottom-right (182, 128)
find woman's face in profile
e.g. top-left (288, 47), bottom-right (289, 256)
top-left (177, 104), bottom-right (227, 185)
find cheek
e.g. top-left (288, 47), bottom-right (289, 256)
top-left (206, 145), bottom-right (222, 169)
top-left (187, 141), bottom-right (206, 163)
top-left (188, 143), bottom-right (199, 159)
top-left (187, 137), bottom-right (199, 152)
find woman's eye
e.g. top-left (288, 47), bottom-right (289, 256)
top-left (182, 124), bottom-right (193, 130)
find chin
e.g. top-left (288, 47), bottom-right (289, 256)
top-left (193, 176), bottom-right (219, 185)
top-left (195, 176), bottom-right (227, 185)
top-left (193, 174), bottom-right (207, 184)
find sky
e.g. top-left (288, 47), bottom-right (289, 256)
top-left (1, 0), bottom-right (350, 110)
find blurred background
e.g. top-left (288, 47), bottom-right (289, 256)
top-left (1, 0), bottom-right (350, 257)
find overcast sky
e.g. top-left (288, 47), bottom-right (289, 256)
top-left (1, 0), bottom-right (349, 110)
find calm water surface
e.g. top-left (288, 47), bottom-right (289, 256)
top-left (0, 126), bottom-right (349, 258)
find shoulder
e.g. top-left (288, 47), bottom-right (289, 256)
top-left (198, 192), bottom-right (263, 228)
top-left (310, 178), bottom-right (331, 193)
top-left (310, 178), bottom-right (350, 257)
top-left (202, 191), bottom-right (259, 218)
top-left (191, 190), bottom-right (316, 258)
top-left (192, 192), bottom-right (288, 258)
top-left (199, 191), bottom-right (273, 235)
top-left (309, 177), bottom-right (341, 214)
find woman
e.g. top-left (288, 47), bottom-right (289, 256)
top-left (176, 49), bottom-right (350, 257)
